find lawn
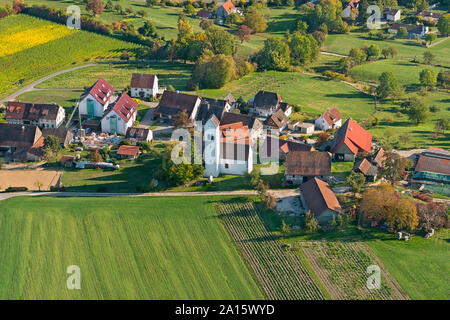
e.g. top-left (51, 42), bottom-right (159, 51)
top-left (0, 196), bottom-right (263, 299)
top-left (36, 62), bottom-right (193, 90)
top-left (0, 14), bottom-right (141, 96)
top-left (366, 229), bottom-right (450, 300)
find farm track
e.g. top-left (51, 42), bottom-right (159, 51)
top-left (218, 202), bottom-right (326, 300)
top-left (299, 241), bottom-right (409, 300)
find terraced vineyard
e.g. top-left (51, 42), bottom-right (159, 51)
top-left (218, 202), bottom-right (327, 300)
top-left (299, 241), bottom-right (409, 300)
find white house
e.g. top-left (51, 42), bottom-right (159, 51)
top-left (101, 93), bottom-right (138, 135)
top-left (79, 78), bottom-right (115, 118)
top-left (126, 127), bottom-right (153, 143)
top-left (130, 73), bottom-right (159, 100)
top-left (383, 8), bottom-right (401, 22)
top-left (298, 123), bottom-right (315, 134)
top-left (389, 23), bottom-right (429, 38)
top-left (315, 107), bottom-right (342, 131)
top-left (251, 91), bottom-right (284, 118)
top-left (5, 102), bottom-right (65, 129)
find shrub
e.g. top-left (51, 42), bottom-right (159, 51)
top-left (5, 186), bottom-right (28, 192)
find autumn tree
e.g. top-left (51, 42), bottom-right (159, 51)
top-left (376, 71), bottom-right (401, 99)
top-left (288, 33), bottom-right (319, 65)
top-left (381, 152), bottom-right (412, 185)
top-left (173, 110), bottom-right (190, 128)
top-left (243, 7), bottom-right (267, 33)
top-left (237, 25), bottom-right (252, 43)
top-left (423, 51), bottom-right (435, 65)
top-left (346, 171), bottom-right (366, 193)
top-left (13, 0), bottom-right (25, 13)
top-left (304, 210), bottom-right (320, 233)
top-left (419, 69), bottom-right (437, 87)
top-left (43, 135), bottom-right (61, 162)
top-left (192, 53), bottom-right (236, 89)
top-left (255, 37), bottom-right (290, 71)
top-left (407, 99), bottom-right (430, 125)
top-left (86, 0), bottom-right (104, 17)
top-left (88, 149), bottom-right (103, 163)
top-left (138, 20), bottom-right (157, 37)
top-left (205, 26), bottom-right (237, 55)
top-left (437, 13), bottom-right (450, 36)
top-left (349, 47), bottom-right (367, 65)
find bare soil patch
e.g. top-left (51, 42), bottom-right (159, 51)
top-left (0, 169), bottom-right (62, 191)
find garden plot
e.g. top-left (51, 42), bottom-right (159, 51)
top-left (299, 240), bottom-right (409, 300)
top-left (218, 202), bottom-right (327, 300)
top-left (0, 169), bottom-right (62, 191)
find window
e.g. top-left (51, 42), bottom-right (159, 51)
top-left (225, 164), bottom-right (229, 169)
top-left (210, 135), bottom-right (214, 141)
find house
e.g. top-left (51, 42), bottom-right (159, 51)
top-left (411, 150), bottom-right (450, 194)
top-left (0, 123), bottom-right (44, 161)
top-left (60, 155), bottom-right (76, 167)
top-left (250, 91), bottom-right (284, 118)
top-left (153, 91), bottom-right (201, 121)
top-left (101, 93), bottom-right (138, 135)
top-left (315, 107), bottom-right (342, 131)
top-left (203, 115), bottom-right (253, 177)
top-left (126, 127), bottom-right (153, 144)
top-left (264, 109), bottom-right (289, 133)
top-left (298, 123), bottom-right (315, 134)
top-left (260, 136), bottom-right (312, 161)
top-left (300, 178), bottom-right (342, 224)
top-left (284, 151), bottom-right (331, 185)
top-left (383, 8), bottom-right (401, 22)
top-left (195, 98), bottom-right (230, 126)
top-left (416, 11), bottom-right (443, 23)
top-left (216, 0), bottom-right (237, 21)
top-left (389, 23), bottom-right (429, 38)
top-left (79, 78), bottom-right (115, 118)
top-left (371, 147), bottom-right (386, 167)
top-left (224, 92), bottom-right (236, 109)
top-left (42, 128), bottom-right (73, 148)
top-left (197, 9), bottom-right (212, 19)
top-left (130, 73), bottom-right (159, 100)
top-left (219, 112), bottom-right (263, 142)
top-left (342, 0), bottom-right (359, 19)
top-left (353, 158), bottom-right (378, 182)
top-left (329, 118), bottom-right (372, 161)
top-left (6, 102), bottom-right (65, 129)
top-left (117, 145), bottom-right (140, 159)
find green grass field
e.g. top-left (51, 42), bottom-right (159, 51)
top-left (0, 14), bottom-right (141, 96)
top-left (0, 196), bottom-right (264, 299)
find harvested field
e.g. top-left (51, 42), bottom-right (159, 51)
top-left (0, 169), bottom-right (61, 191)
top-left (218, 202), bottom-right (327, 300)
top-left (299, 241), bottom-right (409, 300)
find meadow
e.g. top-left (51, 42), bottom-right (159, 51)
top-left (0, 196), bottom-right (264, 299)
top-left (0, 14), bottom-right (141, 96)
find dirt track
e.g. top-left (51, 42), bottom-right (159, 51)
top-left (0, 169), bottom-right (62, 191)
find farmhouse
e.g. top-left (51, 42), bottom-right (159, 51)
top-left (224, 92), bottom-right (236, 109)
top-left (416, 10), bottom-right (443, 22)
top-left (216, 0), bottom-right (237, 22)
top-left (300, 178), bottom-right (342, 224)
top-left (314, 107), bottom-right (342, 131)
top-left (154, 91), bottom-right (201, 121)
top-left (264, 109), bottom-right (289, 133)
top-left (250, 91), bottom-right (284, 117)
top-left (130, 73), bottom-right (159, 100)
top-left (195, 98), bottom-right (231, 126)
top-left (411, 150), bottom-right (450, 195)
top-left (42, 127), bottom-right (73, 148)
top-left (0, 123), bottom-right (44, 161)
top-left (353, 158), bottom-right (379, 182)
top-left (79, 78), bottom-right (115, 118)
top-left (389, 23), bottom-right (429, 38)
top-left (284, 151), bottom-right (331, 185)
top-left (101, 93), bottom-right (138, 135)
top-left (219, 112), bottom-right (263, 142)
top-left (342, 0), bottom-right (359, 19)
top-left (261, 136), bottom-right (312, 161)
top-left (60, 155), bottom-right (76, 167)
top-left (197, 9), bottom-right (212, 19)
top-left (117, 145), bottom-right (140, 159)
top-left (126, 127), bottom-right (153, 143)
top-left (329, 118), bottom-right (372, 161)
top-left (6, 102), bottom-right (65, 129)
top-left (371, 147), bottom-right (386, 167)
top-left (383, 8), bottom-right (401, 22)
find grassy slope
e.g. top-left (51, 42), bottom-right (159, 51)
top-left (0, 196), bottom-right (264, 299)
top-left (366, 229), bottom-right (450, 300)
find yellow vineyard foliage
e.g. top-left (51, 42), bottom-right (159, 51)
top-left (0, 24), bottom-right (76, 58)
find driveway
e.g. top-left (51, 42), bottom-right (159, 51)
top-left (270, 189), bottom-right (303, 215)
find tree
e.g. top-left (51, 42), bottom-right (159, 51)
top-left (376, 71), bottom-right (401, 99)
top-left (114, 3), bottom-right (123, 13)
top-left (280, 220), bottom-right (291, 235)
top-left (246, 166), bottom-right (260, 187)
top-left (34, 180), bottom-right (44, 192)
top-left (137, 9), bottom-right (148, 18)
top-left (419, 69), bottom-right (437, 87)
top-left (257, 179), bottom-right (269, 201)
top-left (386, 198), bottom-right (418, 231)
top-left (349, 47), bottom-right (367, 65)
top-left (425, 33), bottom-right (437, 45)
top-left (296, 20), bottom-right (308, 34)
top-left (367, 44), bottom-right (380, 59)
top-left (43, 135), bottom-right (61, 161)
top-left (288, 33), bottom-right (319, 65)
top-left (356, 0), bottom-right (369, 26)
top-left (192, 53), bottom-right (236, 89)
top-left (184, 3), bottom-right (195, 15)
top-left (423, 51), bottom-right (435, 65)
top-left (86, 0), bottom-right (104, 17)
top-left (304, 210), bottom-right (320, 233)
top-left (125, 6), bottom-right (134, 16)
top-left (120, 50), bottom-right (129, 60)
top-left (346, 171), bottom-right (366, 193)
top-left (408, 100), bottom-right (430, 124)
top-left (168, 163), bottom-right (194, 186)
top-left (173, 110), bottom-right (190, 128)
top-left (12, 0), bottom-right (25, 13)
top-left (338, 57), bottom-right (352, 75)
top-left (437, 13), bottom-right (450, 36)
top-left (177, 15), bottom-right (194, 40)
top-left (146, 0), bottom-right (158, 7)
top-left (397, 27), bottom-right (407, 38)
top-left (382, 152), bottom-right (412, 185)
top-left (311, 30), bottom-right (326, 45)
top-left (205, 26), bottom-right (237, 55)
top-left (416, 202), bottom-right (448, 231)
top-left (437, 70), bottom-right (450, 88)
top-left (255, 37), bottom-right (290, 71)
top-left (243, 7), bottom-right (267, 32)
top-left (138, 20), bottom-right (157, 37)
top-left (381, 46), bottom-right (398, 59)
top-left (105, 0), bottom-right (113, 10)
top-left (237, 25), bottom-right (252, 43)
top-left (435, 118), bottom-right (450, 135)
top-left (88, 149), bottom-right (103, 163)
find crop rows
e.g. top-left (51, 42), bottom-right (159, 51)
top-left (218, 202), bottom-right (326, 300)
top-left (300, 241), bottom-right (409, 300)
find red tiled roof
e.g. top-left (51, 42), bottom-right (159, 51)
top-left (88, 78), bottom-right (114, 106)
top-left (110, 93), bottom-right (138, 122)
top-left (415, 152), bottom-right (450, 175)
top-left (117, 145), bottom-right (140, 157)
top-left (130, 73), bottom-right (157, 89)
top-left (321, 108), bottom-right (342, 126)
top-left (221, 0), bottom-right (236, 14)
top-left (6, 102), bottom-right (62, 121)
top-left (60, 155), bottom-right (75, 162)
top-left (331, 119), bottom-right (372, 155)
top-left (285, 151), bottom-right (331, 176)
top-left (300, 178), bottom-right (342, 216)
top-left (372, 148), bottom-right (386, 167)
